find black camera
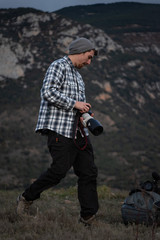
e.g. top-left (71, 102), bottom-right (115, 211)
top-left (81, 111), bottom-right (103, 136)
top-left (139, 172), bottom-right (160, 194)
top-left (129, 172), bottom-right (160, 196)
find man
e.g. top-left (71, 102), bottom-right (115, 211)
top-left (17, 37), bottom-right (99, 226)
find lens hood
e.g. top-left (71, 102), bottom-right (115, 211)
top-left (87, 119), bottom-right (103, 136)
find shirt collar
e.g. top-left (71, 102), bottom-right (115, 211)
top-left (63, 55), bottom-right (75, 69)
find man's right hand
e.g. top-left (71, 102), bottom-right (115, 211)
top-left (74, 101), bottom-right (91, 113)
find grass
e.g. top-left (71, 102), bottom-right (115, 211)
top-left (0, 186), bottom-right (160, 240)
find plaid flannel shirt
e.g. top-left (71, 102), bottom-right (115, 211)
top-left (35, 55), bottom-right (88, 138)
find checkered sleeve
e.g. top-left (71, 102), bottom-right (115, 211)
top-left (41, 61), bottom-right (76, 110)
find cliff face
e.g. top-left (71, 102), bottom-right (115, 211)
top-left (0, 3), bottom-right (160, 189)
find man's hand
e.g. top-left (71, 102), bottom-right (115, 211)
top-left (74, 101), bottom-right (91, 113)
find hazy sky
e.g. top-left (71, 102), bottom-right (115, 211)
top-left (0, 0), bottom-right (160, 12)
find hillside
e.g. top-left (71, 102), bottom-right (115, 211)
top-left (0, 3), bottom-right (160, 189)
top-left (57, 2), bottom-right (160, 33)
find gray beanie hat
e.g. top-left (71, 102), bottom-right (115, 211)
top-left (68, 37), bottom-right (98, 56)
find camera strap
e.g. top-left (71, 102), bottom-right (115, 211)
top-left (72, 111), bottom-right (88, 151)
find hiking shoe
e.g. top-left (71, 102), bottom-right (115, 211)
top-left (16, 195), bottom-right (33, 216)
top-left (79, 215), bottom-right (96, 227)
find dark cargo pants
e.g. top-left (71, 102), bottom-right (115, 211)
top-left (23, 130), bottom-right (99, 218)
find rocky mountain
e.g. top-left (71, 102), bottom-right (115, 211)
top-left (0, 3), bottom-right (160, 189)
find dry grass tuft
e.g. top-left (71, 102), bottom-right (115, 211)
top-left (0, 187), bottom-right (159, 240)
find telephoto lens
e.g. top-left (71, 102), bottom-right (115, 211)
top-left (82, 112), bottom-right (103, 136)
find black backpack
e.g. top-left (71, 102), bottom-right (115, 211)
top-left (121, 189), bottom-right (160, 225)
top-left (121, 172), bottom-right (160, 225)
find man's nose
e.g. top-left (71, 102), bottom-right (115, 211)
top-left (86, 59), bottom-right (91, 65)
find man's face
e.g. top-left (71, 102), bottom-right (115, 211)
top-left (76, 50), bottom-right (95, 69)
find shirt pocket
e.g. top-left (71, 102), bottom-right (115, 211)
top-left (63, 80), bottom-right (77, 98)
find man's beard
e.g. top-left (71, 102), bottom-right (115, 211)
top-left (76, 63), bottom-right (86, 69)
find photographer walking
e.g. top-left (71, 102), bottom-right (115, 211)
top-left (17, 37), bottom-right (99, 226)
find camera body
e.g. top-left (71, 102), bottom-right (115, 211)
top-left (81, 111), bottom-right (103, 136)
top-left (140, 172), bottom-right (160, 194)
